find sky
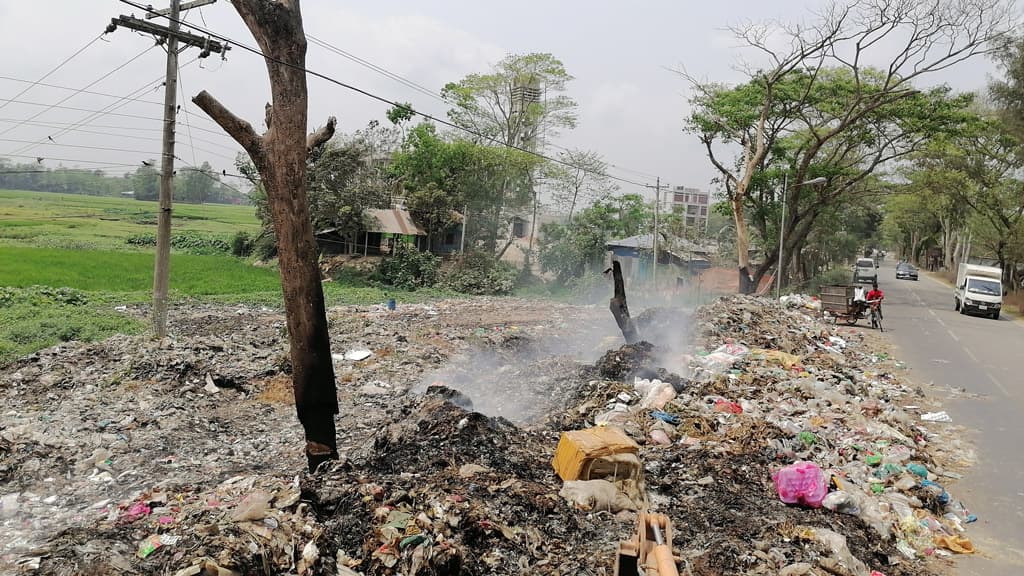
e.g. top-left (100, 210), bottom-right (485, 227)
top-left (0, 0), bottom-right (1004, 201)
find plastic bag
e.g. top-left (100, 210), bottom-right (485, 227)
top-left (634, 378), bottom-right (676, 410)
top-left (773, 461), bottom-right (828, 507)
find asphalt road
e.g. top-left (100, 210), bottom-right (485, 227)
top-left (877, 263), bottom-right (1024, 574)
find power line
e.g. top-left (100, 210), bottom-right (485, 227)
top-left (0, 33), bottom-right (105, 114)
top-left (0, 118), bottom-right (241, 158)
top-left (119, 0), bottom-right (654, 189)
top-left (176, 59), bottom-right (199, 167)
top-left (306, 35), bottom-right (443, 104)
top-left (0, 44), bottom-right (157, 141)
top-left (3, 153), bottom-right (152, 166)
top-left (0, 137), bottom-right (161, 156)
top-left (6, 76), bottom-right (165, 157)
top-left (0, 98), bottom-right (239, 141)
top-left (305, 33), bottom-right (659, 185)
top-left (0, 75), bottom-right (163, 107)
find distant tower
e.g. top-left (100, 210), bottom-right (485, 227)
top-left (511, 75), bottom-right (542, 150)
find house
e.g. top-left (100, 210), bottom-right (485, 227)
top-left (605, 233), bottom-right (712, 283)
top-left (316, 207), bottom-right (463, 256)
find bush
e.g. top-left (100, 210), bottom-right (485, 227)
top-left (566, 270), bottom-right (611, 302)
top-left (441, 251), bottom-right (517, 295)
top-left (126, 233), bottom-right (157, 247)
top-left (252, 232), bottom-right (278, 260)
top-left (231, 231), bottom-right (254, 258)
top-left (125, 232), bottom-right (231, 255)
top-left (376, 241), bottom-right (439, 290)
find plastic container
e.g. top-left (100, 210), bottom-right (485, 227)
top-left (773, 461), bottom-right (828, 507)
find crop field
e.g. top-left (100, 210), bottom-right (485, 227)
top-left (0, 189), bottom-right (457, 364)
top-left (0, 189), bottom-right (261, 251)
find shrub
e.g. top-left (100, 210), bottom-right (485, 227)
top-left (376, 241), bottom-right (439, 289)
top-left (441, 251), bottom-right (517, 295)
top-left (252, 232), bottom-right (278, 260)
top-left (126, 233), bottom-right (157, 246)
top-left (125, 232), bottom-right (231, 255)
top-left (231, 231), bottom-right (254, 258)
top-left (566, 270), bottom-right (611, 303)
top-left (170, 232), bottom-right (230, 255)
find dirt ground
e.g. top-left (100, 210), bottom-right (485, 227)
top-left (0, 295), bottom-right (978, 575)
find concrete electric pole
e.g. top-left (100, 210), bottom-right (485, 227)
top-left (108, 0), bottom-right (227, 337)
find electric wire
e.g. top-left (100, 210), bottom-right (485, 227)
top-left (118, 0), bottom-right (654, 189)
top-left (0, 138), bottom-right (161, 156)
top-left (0, 33), bottom-right (105, 114)
top-left (0, 101), bottom-right (245, 142)
top-left (0, 75), bottom-right (163, 107)
top-left (5, 76), bottom-right (165, 157)
top-left (0, 44), bottom-right (157, 140)
top-left (176, 59), bottom-right (199, 167)
top-left (305, 33), bottom-right (661, 183)
top-left (0, 118), bottom-right (241, 157)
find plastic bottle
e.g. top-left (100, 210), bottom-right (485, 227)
top-left (945, 500), bottom-right (978, 523)
top-left (822, 491), bottom-right (860, 515)
top-left (906, 463), bottom-right (928, 478)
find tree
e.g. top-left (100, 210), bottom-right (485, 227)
top-left (991, 36), bottom-right (1024, 142)
top-left (443, 53), bottom-right (577, 257)
top-left (545, 148), bottom-right (618, 222)
top-left (132, 162), bottom-right (160, 201)
top-left (390, 122), bottom-right (541, 254)
top-left (193, 0), bottom-right (339, 472)
top-left (538, 194), bottom-right (651, 284)
top-left (683, 0), bottom-right (1015, 292)
top-left (176, 161), bottom-right (217, 203)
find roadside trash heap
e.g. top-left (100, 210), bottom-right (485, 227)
top-left (0, 295), bottom-right (976, 575)
top-left (555, 294), bottom-right (976, 575)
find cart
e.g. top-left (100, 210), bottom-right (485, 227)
top-left (819, 284), bottom-right (883, 331)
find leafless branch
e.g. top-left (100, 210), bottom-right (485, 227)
top-left (193, 90), bottom-right (263, 161)
top-left (306, 116), bottom-right (336, 152)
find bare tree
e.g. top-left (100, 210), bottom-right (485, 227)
top-left (684, 0), bottom-right (1016, 292)
top-left (193, 0), bottom-right (339, 471)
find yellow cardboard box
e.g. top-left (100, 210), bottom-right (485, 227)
top-left (552, 426), bottom-right (640, 482)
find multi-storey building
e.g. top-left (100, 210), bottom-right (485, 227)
top-left (662, 185), bottom-right (710, 230)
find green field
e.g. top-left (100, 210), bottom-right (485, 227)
top-left (0, 190), bottom-right (457, 365)
top-left (0, 189), bottom-right (261, 250)
top-left (0, 247), bottom-right (281, 295)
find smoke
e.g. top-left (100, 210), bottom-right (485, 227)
top-left (416, 276), bottom-right (698, 424)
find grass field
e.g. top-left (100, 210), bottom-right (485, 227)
top-left (0, 244), bottom-right (455, 365)
top-left (0, 189), bottom-right (261, 250)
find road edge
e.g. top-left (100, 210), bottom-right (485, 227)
top-left (920, 270), bottom-right (1023, 324)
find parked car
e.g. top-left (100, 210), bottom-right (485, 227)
top-left (896, 262), bottom-right (919, 281)
top-left (853, 258), bottom-right (877, 284)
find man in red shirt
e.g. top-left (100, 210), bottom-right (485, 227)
top-left (866, 282), bottom-right (884, 319)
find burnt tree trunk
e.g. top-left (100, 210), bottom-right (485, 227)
top-left (193, 0), bottom-right (339, 472)
top-left (609, 260), bottom-right (639, 344)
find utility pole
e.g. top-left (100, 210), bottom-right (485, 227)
top-left (152, 0), bottom-right (180, 339)
top-left (644, 178), bottom-right (661, 287)
top-left (776, 173), bottom-right (788, 299)
top-left (108, 0), bottom-right (226, 337)
top-left (653, 177), bottom-right (660, 286)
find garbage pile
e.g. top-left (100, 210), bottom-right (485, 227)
top-left (562, 295), bottom-right (976, 575)
top-left (0, 294), bottom-right (975, 575)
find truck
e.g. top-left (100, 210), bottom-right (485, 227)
top-left (954, 263), bottom-right (1004, 319)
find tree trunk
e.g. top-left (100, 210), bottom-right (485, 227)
top-left (193, 0), bottom-right (339, 472)
top-left (609, 260), bottom-right (639, 344)
top-left (732, 196), bottom-right (754, 294)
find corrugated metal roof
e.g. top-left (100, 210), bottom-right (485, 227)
top-left (365, 208), bottom-right (427, 236)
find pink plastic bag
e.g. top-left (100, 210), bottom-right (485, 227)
top-left (773, 461), bottom-right (828, 507)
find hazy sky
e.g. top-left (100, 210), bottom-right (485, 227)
top-left (0, 0), bottom-right (1002, 199)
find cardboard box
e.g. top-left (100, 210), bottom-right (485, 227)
top-left (552, 426), bottom-right (640, 482)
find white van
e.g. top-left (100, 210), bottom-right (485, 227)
top-left (853, 258), bottom-right (877, 284)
